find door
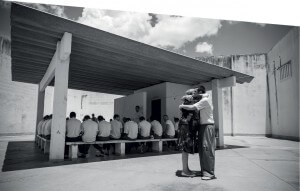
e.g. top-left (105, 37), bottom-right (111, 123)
top-left (151, 99), bottom-right (161, 122)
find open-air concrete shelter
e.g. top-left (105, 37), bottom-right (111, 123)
top-left (10, 3), bottom-right (254, 160)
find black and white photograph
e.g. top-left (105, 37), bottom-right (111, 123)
top-left (0, 0), bottom-right (299, 190)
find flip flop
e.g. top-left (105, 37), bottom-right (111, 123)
top-left (201, 176), bottom-right (217, 180)
top-left (181, 171), bottom-right (196, 177)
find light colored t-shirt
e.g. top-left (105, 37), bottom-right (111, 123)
top-left (98, 120), bottom-right (111, 137)
top-left (66, 118), bottom-right (82, 138)
top-left (150, 120), bottom-right (163, 136)
top-left (41, 120), bottom-right (48, 135)
top-left (81, 119), bottom-right (98, 142)
top-left (44, 119), bottom-right (52, 136)
top-left (124, 121), bottom-right (138, 139)
top-left (37, 120), bottom-right (44, 135)
top-left (138, 120), bottom-right (151, 137)
top-left (174, 122), bottom-right (179, 131)
top-left (165, 120), bottom-right (175, 136)
top-left (193, 97), bottom-right (215, 124)
top-left (110, 119), bottom-right (122, 139)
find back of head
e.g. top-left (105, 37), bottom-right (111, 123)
top-left (139, 116), bottom-right (145, 122)
top-left (174, 117), bottom-right (179, 122)
top-left (113, 114), bottom-right (119, 119)
top-left (83, 115), bottom-right (90, 121)
top-left (97, 115), bottom-right (104, 122)
top-left (70, 112), bottom-right (76, 118)
top-left (197, 85), bottom-right (206, 94)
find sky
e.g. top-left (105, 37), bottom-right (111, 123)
top-left (2, 2), bottom-right (293, 58)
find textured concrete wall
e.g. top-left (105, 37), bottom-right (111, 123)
top-left (0, 36), bottom-right (121, 135)
top-left (266, 27), bottom-right (299, 140)
top-left (197, 54), bottom-right (268, 136)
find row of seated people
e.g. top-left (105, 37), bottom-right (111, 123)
top-left (36, 112), bottom-right (180, 158)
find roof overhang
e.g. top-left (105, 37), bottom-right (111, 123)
top-left (10, 3), bottom-right (254, 95)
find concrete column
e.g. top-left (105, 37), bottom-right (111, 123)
top-left (49, 33), bottom-right (72, 160)
top-left (212, 79), bottom-right (224, 148)
top-left (35, 88), bottom-right (45, 142)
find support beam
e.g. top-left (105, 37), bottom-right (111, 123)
top-left (49, 32), bottom-right (72, 160)
top-left (39, 50), bottom-right (58, 92)
top-left (212, 79), bottom-right (224, 148)
top-left (35, 85), bottom-right (45, 142)
top-left (197, 76), bottom-right (236, 91)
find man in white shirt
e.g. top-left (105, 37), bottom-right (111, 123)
top-left (123, 118), bottom-right (138, 153)
top-left (124, 118), bottom-right (138, 140)
top-left (110, 114), bottom-right (123, 140)
top-left (93, 116), bottom-right (112, 156)
top-left (138, 116), bottom-right (151, 139)
top-left (78, 115), bottom-right (98, 158)
top-left (179, 86), bottom-right (216, 180)
top-left (150, 116), bottom-right (163, 139)
top-left (163, 115), bottom-right (175, 138)
top-left (133, 105), bottom-right (143, 123)
top-left (40, 116), bottom-right (49, 137)
top-left (37, 115), bottom-right (48, 136)
top-left (43, 115), bottom-right (52, 140)
top-left (66, 112), bottom-right (82, 141)
top-left (65, 112), bottom-right (82, 157)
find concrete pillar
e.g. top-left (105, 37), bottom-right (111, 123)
top-left (35, 88), bottom-right (45, 142)
top-left (49, 33), bottom-right (72, 160)
top-left (212, 79), bottom-right (224, 148)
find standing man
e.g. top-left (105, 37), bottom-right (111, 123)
top-left (179, 86), bottom-right (216, 180)
top-left (134, 105), bottom-right (143, 123)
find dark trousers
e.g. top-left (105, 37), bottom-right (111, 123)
top-left (198, 124), bottom-right (215, 177)
top-left (94, 136), bottom-right (110, 152)
top-left (45, 135), bottom-right (51, 140)
top-left (65, 136), bottom-right (82, 155)
top-left (79, 144), bottom-right (91, 155)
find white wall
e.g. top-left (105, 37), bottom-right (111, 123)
top-left (114, 92), bottom-right (147, 120)
top-left (165, 82), bottom-right (192, 121)
top-left (135, 83), bottom-right (167, 122)
top-left (267, 27), bottom-right (299, 140)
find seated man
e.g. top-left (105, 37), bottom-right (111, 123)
top-left (78, 115), bottom-right (98, 158)
top-left (174, 117), bottom-right (180, 138)
top-left (123, 118), bottom-right (138, 153)
top-left (43, 114), bottom-right (52, 140)
top-left (150, 116), bottom-right (163, 139)
top-left (66, 112), bottom-right (82, 142)
top-left (37, 115), bottom-right (48, 137)
top-left (94, 116), bottom-right (111, 156)
top-left (163, 115), bottom-right (175, 138)
top-left (65, 112), bottom-right (82, 156)
top-left (110, 114), bottom-right (123, 140)
top-left (123, 118), bottom-right (138, 140)
top-left (40, 115), bottom-right (49, 137)
top-left (138, 116), bottom-right (151, 139)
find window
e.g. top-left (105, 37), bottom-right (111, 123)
top-left (278, 60), bottom-right (292, 81)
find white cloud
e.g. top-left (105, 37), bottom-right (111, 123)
top-left (25, 3), bottom-right (67, 18)
top-left (77, 9), bottom-right (152, 41)
top-left (77, 9), bottom-right (222, 49)
top-left (195, 42), bottom-right (213, 55)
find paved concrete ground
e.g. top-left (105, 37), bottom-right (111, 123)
top-left (0, 135), bottom-right (299, 191)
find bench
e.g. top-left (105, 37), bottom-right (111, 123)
top-left (36, 135), bottom-right (50, 154)
top-left (66, 138), bottom-right (177, 159)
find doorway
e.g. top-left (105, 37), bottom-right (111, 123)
top-left (151, 99), bottom-right (161, 122)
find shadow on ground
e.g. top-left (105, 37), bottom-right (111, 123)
top-left (2, 141), bottom-right (249, 172)
top-left (2, 141), bottom-right (181, 172)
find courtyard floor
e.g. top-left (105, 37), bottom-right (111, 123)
top-left (0, 135), bottom-right (299, 191)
